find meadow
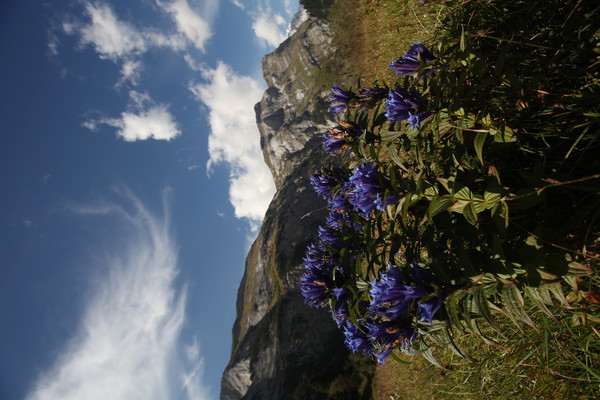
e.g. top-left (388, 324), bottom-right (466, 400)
top-left (299, 0), bottom-right (600, 398)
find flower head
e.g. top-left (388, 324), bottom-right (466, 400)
top-left (418, 296), bottom-right (445, 323)
top-left (328, 85), bottom-right (355, 114)
top-left (300, 261), bottom-right (335, 308)
top-left (390, 41), bottom-right (436, 77)
top-left (343, 321), bottom-right (374, 355)
top-left (407, 111), bottom-right (430, 128)
top-left (385, 86), bottom-right (427, 124)
top-left (369, 264), bottom-right (433, 320)
top-left (310, 168), bottom-right (345, 200)
top-left (366, 320), bottom-right (418, 364)
top-left (348, 163), bottom-right (399, 218)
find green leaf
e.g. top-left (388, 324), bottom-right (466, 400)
top-left (445, 327), bottom-right (476, 361)
top-left (380, 130), bottom-right (404, 142)
top-left (445, 293), bottom-right (468, 334)
top-left (388, 145), bottom-right (408, 172)
top-left (463, 201), bottom-right (478, 225)
top-left (428, 196), bottom-right (454, 218)
top-left (483, 190), bottom-right (502, 209)
top-left (523, 286), bottom-right (557, 321)
top-left (473, 131), bottom-right (488, 165)
top-left (452, 185), bottom-right (473, 201)
top-left (473, 286), bottom-right (504, 335)
top-left (501, 286), bottom-right (538, 331)
top-left (420, 347), bottom-right (446, 369)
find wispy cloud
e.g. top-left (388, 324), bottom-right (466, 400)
top-left (252, 12), bottom-right (286, 47)
top-left (189, 61), bottom-right (275, 228)
top-left (25, 189), bottom-right (211, 400)
top-left (84, 90), bottom-right (181, 142)
top-left (68, 2), bottom-right (148, 60)
top-left (234, 0), bottom-right (297, 48)
top-left (58, 1), bottom-right (201, 85)
top-left (158, 0), bottom-right (212, 52)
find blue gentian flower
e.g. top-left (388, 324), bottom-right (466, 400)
top-left (366, 320), bottom-right (418, 364)
top-left (300, 261), bottom-right (335, 308)
top-left (385, 86), bottom-right (427, 124)
top-left (343, 321), bottom-right (374, 355)
top-left (356, 87), bottom-right (389, 109)
top-left (418, 296), bottom-right (445, 323)
top-left (390, 41), bottom-right (436, 77)
top-left (310, 169), bottom-right (345, 200)
top-left (348, 163), bottom-right (399, 218)
top-left (328, 85), bottom-right (355, 114)
top-left (331, 287), bottom-right (349, 328)
top-left (407, 111), bottom-right (430, 128)
top-left (369, 264), bottom-right (433, 320)
top-left (303, 242), bottom-right (336, 271)
top-left (317, 225), bottom-right (345, 249)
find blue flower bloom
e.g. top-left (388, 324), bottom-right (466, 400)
top-left (303, 242), bottom-right (336, 271)
top-left (356, 87), bottom-right (389, 109)
top-left (369, 264), bottom-right (433, 320)
top-left (343, 321), bottom-right (374, 355)
top-left (325, 211), bottom-right (363, 232)
top-left (317, 225), bottom-right (345, 249)
top-left (418, 296), bottom-right (445, 323)
top-left (348, 163), bottom-right (399, 218)
top-left (328, 85), bottom-right (355, 114)
top-left (385, 86), bottom-right (427, 123)
top-left (310, 169), bottom-right (345, 200)
top-left (366, 320), bottom-right (418, 364)
top-left (390, 41), bottom-right (436, 77)
top-left (331, 287), bottom-right (349, 328)
top-left (407, 111), bottom-right (430, 128)
top-left (300, 262), bottom-right (335, 308)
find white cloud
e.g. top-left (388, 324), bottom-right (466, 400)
top-left (117, 59), bottom-right (144, 86)
top-left (59, 1), bottom-right (188, 85)
top-left (76, 2), bottom-right (148, 61)
top-left (230, 0), bottom-right (245, 9)
top-left (189, 61), bottom-right (275, 227)
top-left (158, 0), bottom-right (212, 52)
top-left (251, 12), bottom-right (286, 47)
top-left (25, 190), bottom-right (212, 400)
top-left (85, 91), bottom-right (181, 142)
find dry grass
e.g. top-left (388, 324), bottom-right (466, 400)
top-left (328, 0), bottom-right (450, 85)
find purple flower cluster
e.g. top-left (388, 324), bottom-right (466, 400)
top-left (348, 163), bottom-right (400, 218)
top-left (340, 263), bottom-right (454, 364)
top-left (390, 41), bottom-right (436, 77)
top-left (385, 86), bottom-right (430, 128)
top-left (303, 40), bottom-right (454, 364)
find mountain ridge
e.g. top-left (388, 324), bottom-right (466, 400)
top-left (220, 12), bottom-right (375, 400)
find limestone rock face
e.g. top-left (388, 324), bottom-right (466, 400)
top-left (255, 17), bottom-right (335, 189)
top-left (220, 12), bottom-right (374, 400)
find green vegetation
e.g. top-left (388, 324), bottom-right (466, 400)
top-left (304, 0), bottom-right (600, 398)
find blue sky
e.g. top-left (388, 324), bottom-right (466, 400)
top-left (0, 1), bottom-right (299, 399)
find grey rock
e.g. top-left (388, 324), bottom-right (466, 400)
top-left (221, 13), bottom-right (374, 400)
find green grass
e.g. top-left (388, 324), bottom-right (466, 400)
top-left (311, 0), bottom-right (600, 398)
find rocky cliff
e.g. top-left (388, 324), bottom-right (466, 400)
top-left (220, 13), bottom-right (374, 400)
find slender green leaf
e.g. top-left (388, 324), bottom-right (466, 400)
top-left (473, 131), bottom-right (488, 165)
top-left (473, 286), bottom-right (504, 335)
top-left (502, 286), bottom-right (538, 331)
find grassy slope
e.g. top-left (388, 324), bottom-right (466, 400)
top-left (304, 0), bottom-right (600, 398)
